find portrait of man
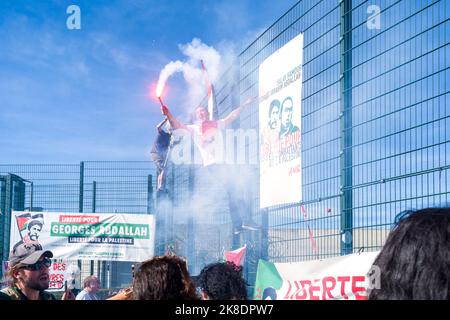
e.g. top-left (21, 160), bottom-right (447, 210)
top-left (261, 99), bottom-right (281, 146)
top-left (13, 219), bottom-right (43, 252)
top-left (279, 96), bottom-right (299, 138)
top-left (268, 99), bottom-right (280, 131)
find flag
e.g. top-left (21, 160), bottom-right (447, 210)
top-left (253, 259), bottom-right (283, 300)
top-left (224, 245), bottom-right (246, 267)
top-left (300, 204), bottom-right (318, 255)
top-left (200, 60), bottom-right (218, 121)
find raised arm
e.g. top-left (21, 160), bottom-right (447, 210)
top-left (161, 105), bottom-right (187, 130)
top-left (156, 117), bottom-right (168, 133)
top-left (221, 98), bottom-right (252, 126)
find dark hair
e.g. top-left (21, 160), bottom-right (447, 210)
top-left (197, 262), bottom-right (248, 300)
top-left (368, 207), bottom-right (450, 300)
top-left (27, 220), bottom-right (43, 230)
top-left (132, 256), bottom-right (198, 300)
top-left (268, 99), bottom-right (280, 117)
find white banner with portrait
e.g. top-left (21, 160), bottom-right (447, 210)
top-left (9, 211), bottom-right (155, 262)
top-left (259, 33), bottom-right (304, 208)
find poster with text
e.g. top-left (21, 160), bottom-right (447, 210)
top-left (9, 211), bottom-right (155, 262)
top-left (259, 33), bottom-right (303, 208)
top-left (254, 251), bottom-right (380, 300)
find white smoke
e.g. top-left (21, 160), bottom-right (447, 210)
top-left (155, 38), bottom-right (235, 112)
top-left (155, 39), bottom-right (259, 267)
top-left (155, 60), bottom-right (184, 97)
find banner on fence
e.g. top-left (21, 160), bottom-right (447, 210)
top-left (259, 33), bottom-right (304, 208)
top-left (9, 211), bottom-right (155, 262)
top-left (254, 251), bottom-right (380, 300)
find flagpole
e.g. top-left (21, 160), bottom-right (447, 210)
top-left (157, 96), bottom-right (165, 107)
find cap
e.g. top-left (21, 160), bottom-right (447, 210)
top-left (9, 243), bottom-right (53, 268)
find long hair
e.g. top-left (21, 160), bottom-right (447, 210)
top-left (197, 262), bottom-right (248, 300)
top-left (132, 256), bottom-right (198, 300)
top-left (368, 207), bottom-right (450, 300)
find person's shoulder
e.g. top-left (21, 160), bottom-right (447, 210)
top-left (41, 291), bottom-right (57, 300)
top-left (160, 129), bottom-right (171, 137)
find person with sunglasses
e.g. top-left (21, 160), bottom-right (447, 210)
top-left (0, 243), bottom-right (74, 300)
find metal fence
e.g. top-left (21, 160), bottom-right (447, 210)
top-left (0, 161), bottom-right (156, 292)
top-left (166, 0), bottom-right (450, 290)
top-left (0, 0), bottom-right (449, 296)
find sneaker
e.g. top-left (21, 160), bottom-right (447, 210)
top-left (242, 221), bottom-right (261, 231)
top-left (233, 226), bottom-right (244, 235)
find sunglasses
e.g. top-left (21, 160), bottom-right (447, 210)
top-left (23, 257), bottom-right (52, 271)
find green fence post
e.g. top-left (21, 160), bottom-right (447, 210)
top-left (147, 174), bottom-right (153, 214)
top-left (92, 181), bottom-right (96, 213)
top-left (186, 165), bottom-right (195, 272)
top-left (79, 162), bottom-right (84, 213)
top-left (78, 162), bottom-right (84, 283)
top-left (30, 182), bottom-right (34, 210)
top-left (340, 0), bottom-right (353, 255)
top-left (91, 180), bottom-right (96, 276)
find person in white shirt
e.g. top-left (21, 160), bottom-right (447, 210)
top-left (76, 275), bottom-right (100, 300)
top-left (161, 101), bottom-right (261, 234)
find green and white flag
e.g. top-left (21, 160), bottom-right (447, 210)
top-left (254, 251), bottom-right (379, 300)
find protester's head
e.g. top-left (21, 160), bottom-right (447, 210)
top-left (197, 262), bottom-right (248, 300)
top-left (8, 243), bottom-right (53, 290)
top-left (368, 207), bottom-right (450, 300)
top-left (268, 99), bottom-right (280, 130)
top-left (132, 255), bottom-right (198, 300)
top-left (195, 106), bottom-right (209, 122)
top-left (280, 97), bottom-right (293, 128)
top-left (27, 220), bottom-right (43, 241)
top-left (83, 275), bottom-right (100, 294)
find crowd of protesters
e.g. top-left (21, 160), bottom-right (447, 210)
top-left (0, 207), bottom-right (448, 300)
top-left (0, 244), bottom-right (248, 300)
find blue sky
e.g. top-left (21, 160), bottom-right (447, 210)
top-left (0, 0), bottom-right (298, 163)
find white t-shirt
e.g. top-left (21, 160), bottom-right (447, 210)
top-left (187, 120), bottom-right (225, 166)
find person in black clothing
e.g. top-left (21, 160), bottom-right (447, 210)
top-left (151, 117), bottom-right (172, 192)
